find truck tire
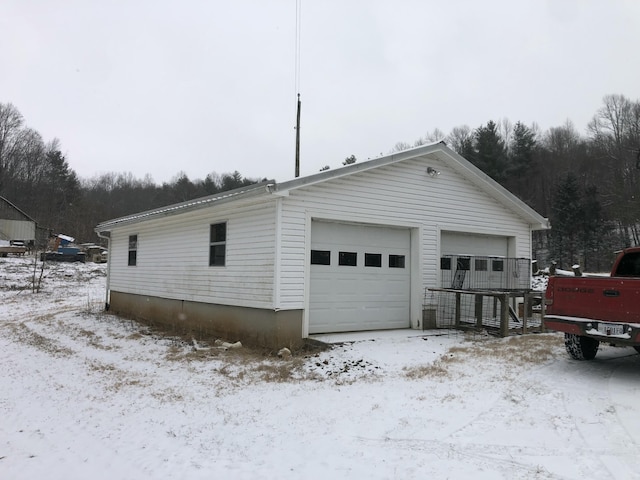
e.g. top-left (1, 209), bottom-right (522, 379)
top-left (564, 333), bottom-right (599, 360)
top-left (634, 346), bottom-right (640, 354)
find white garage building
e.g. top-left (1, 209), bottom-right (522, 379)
top-left (96, 142), bottom-right (549, 348)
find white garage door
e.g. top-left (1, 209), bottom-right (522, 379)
top-left (441, 231), bottom-right (509, 256)
top-left (309, 221), bottom-right (411, 334)
top-left (440, 231), bottom-right (517, 291)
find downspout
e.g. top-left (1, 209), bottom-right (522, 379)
top-left (96, 230), bottom-right (111, 311)
top-left (266, 183), bottom-right (282, 312)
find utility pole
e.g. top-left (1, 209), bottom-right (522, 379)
top-left (295, 93), bottom-right (301, 178)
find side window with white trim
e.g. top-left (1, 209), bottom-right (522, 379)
top-left (209, 222), bottom-right (226, 266)
top-left (128, 235), bottom-right (137, 266)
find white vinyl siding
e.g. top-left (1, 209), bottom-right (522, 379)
top-left (109, 199), bottom-right (277, 309)
top-left (0, 219), bottom-right (36, 242)
top-left (277, 157), bottom-right (532, 309)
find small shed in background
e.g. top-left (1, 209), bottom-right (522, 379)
top-left (0, 196), bottom-right (38, 247)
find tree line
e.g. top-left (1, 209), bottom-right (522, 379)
top-left (1, 95), bottom-right (639, 270)
top-left (391, 94), bottom-right (640, 270)
top-left (0, 102), bottom-right (262, 243)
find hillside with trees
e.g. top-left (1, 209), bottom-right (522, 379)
top-left (392, 94), bottom-right (640, 270)
top-left (0, 102), bottom-right (263, 243)
top-left (1, 95), bottom-right (638, 270)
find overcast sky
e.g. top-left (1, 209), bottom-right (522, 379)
top-left (2, 0), bottom-right (639, 184)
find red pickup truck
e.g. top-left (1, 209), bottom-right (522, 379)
top-left (545, 247), bottom-right (640, 360)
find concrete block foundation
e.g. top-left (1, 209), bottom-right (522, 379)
top-left (108, 291), bottom-right (304, 350)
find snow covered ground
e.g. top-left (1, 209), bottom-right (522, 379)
top-left (1, 257), bottom-right (640, 480)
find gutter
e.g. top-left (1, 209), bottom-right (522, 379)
top-left (95, 180), bottom-right (275, 232)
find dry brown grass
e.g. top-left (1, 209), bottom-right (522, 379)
top-left (253, 357), bottom-right (307, 382)
top-left (4, 322), bottom-right (74, 357)
top-left (403, 361), bottom-right (450, 379)
top-left (86, 360), bottom-right (150, 393)
top-left (403, 333), bottom-right (563, 380)
top-left (462, 333), bottom-right (562, 364)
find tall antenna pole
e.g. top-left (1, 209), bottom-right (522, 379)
top-left (294, 0), bottom-right (302, 177)
top-left (295, 94), bottom-right (301, 177)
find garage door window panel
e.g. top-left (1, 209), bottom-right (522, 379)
top-left (475, 259), bottom-right (488, 271)
top-left (456, 257), bottom-right (471, 270)
top-left (311, 250), bottom-right (331, 265)
top-left (365, 253), bottom-right (382, 267)
top-left (389, 254), bottom-right (405, 268)
top-left (339, 251), bottom-right (357, 266)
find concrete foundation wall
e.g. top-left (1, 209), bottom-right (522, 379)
top-left (109, 291), bottom-right (304, 350)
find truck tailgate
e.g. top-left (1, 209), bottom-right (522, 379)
top-left (547, 277), bottom-right (640, 323)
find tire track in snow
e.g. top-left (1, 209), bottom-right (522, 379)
top-left (551, 348), bottom-right (640, 479)
top-left (354, 435), bottom-right (580, 479)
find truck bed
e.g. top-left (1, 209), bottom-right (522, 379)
top-left (545, 275), bottom-right (640, 324)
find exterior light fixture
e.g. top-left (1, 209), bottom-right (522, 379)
top-left (426, 167), bottom-right (440, 177)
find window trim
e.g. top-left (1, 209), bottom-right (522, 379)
top-left (209, 222), bottom-right (227, 267)
top-left (128, 234), bottom-right (137, 266)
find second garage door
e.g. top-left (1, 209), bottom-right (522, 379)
top-left (309, 221), bottom-right (411, 334)
top-left (441, 231), bottom-right (509, 257)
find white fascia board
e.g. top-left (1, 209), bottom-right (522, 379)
top-left (273, 142), bottom-right (445, 195)
top-left (95, 181), bottom-right (275, 232)
top-left (424, 147), bottom-right (549, 230)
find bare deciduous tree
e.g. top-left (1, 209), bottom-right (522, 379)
top-left (0, 102), bottom-right (25, 191)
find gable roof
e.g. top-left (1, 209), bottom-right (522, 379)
top-left (273, 142), bottom-right (549, 229)
top-left (0, 196), bottom-right (37, 223)
top-left (95, 181), bottom-right (275, 232)
top-left (96, 142), bottom-right (549, 233)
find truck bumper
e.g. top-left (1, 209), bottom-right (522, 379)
top-left (546, 315), bottom-right (640, 346)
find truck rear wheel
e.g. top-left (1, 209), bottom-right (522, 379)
top-left (564, 333), bottom-right (599, 360)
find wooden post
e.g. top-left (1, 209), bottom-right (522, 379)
top-left (540, 292), bottom-right (546, 332)
top-left (455, 292), bottom-right (461, 328)
top-left (475, 294), bottom-right (483, 329)
top-left (522, 293), bottom-right (529, 334)
top-left (499, 294), bottom-right (509, 337)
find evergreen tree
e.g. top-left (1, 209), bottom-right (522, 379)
top-left (550, 173), bottom-right (584, 267)
top-left (580, 185), bottom-right (606, 270)
top-left (508, 121), bottom-right (537, 177)
top-left (474, 120), bottom-right (508, 182)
